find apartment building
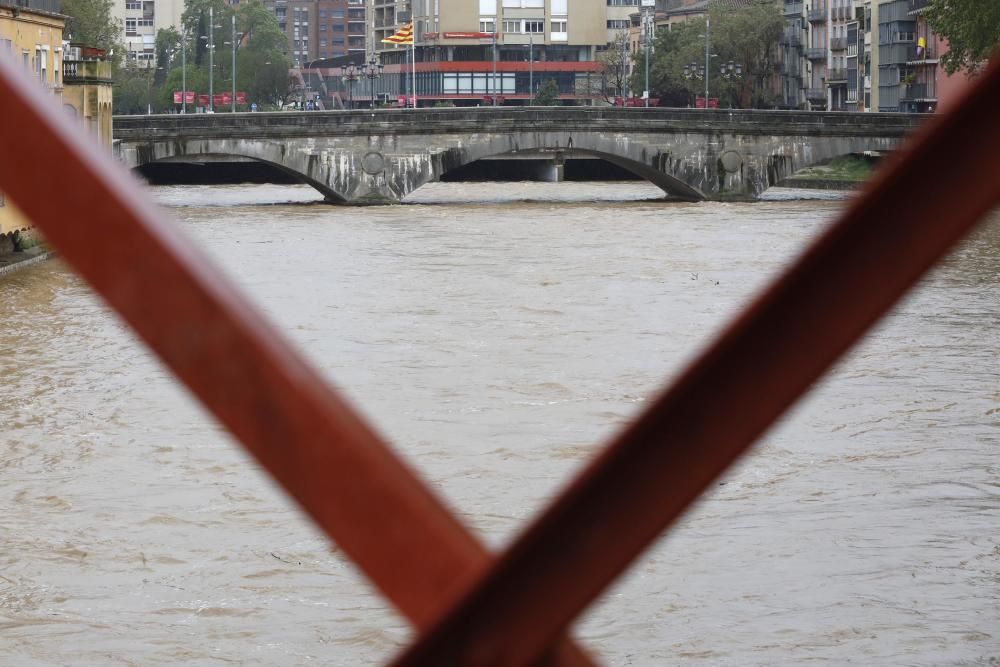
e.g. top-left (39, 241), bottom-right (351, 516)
top-left (111, 0), bottom-right (183, 66)
top-left (266, 0), bottom-right (364, 66)
top-left (0, 0), bottom-right (65, 241)
top-left (326, 0), bottom-right (613, 106)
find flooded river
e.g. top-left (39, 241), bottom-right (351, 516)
top-left (1, 182), bottom-right (998, 665)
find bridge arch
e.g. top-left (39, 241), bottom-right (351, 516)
top-left (410, 133), bottom-right (707, 201)
top-left (124, 139), bottom-right (351, 203)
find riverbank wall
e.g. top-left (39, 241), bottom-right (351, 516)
top-left (0, 229), bottom-right (51, 278)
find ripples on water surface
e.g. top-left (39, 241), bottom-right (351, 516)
top-left (1, 182), bottom-right (997, 665)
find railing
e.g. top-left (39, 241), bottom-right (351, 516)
top-left (901, 82), bottom-right (933, 100)
top-left (1, 51), bottom-right (1000, 667)
top-left (831, 37), bottom-right (847, 51)
top-left (807, 87), bottom-right (827, 99)
top-left (828, 68), bottom-right (848, 82)
top-left (806, 47), bottom-right (827, 60)
top-left (808, 6), bottom-right (826, 22)
top-left (784, 1), bottom-right (804, 17)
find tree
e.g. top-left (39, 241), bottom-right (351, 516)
top-left (640, 0), bottom-right (784, 109)
top-left (60, 0), bottom-right (123, 65)
top-left (924, 0), bottom-right (1000, 75)
top-left (597, 31), bottom-right (631, 101)
top-left (533, 79), bottom-right (560, 106)
top-left (707, 1), bottom-right (784, 108)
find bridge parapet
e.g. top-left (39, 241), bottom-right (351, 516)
top-left (114, 109), bottom-right (927, 204)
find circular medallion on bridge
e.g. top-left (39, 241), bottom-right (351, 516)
top-left (720, 150), bottom-right (743, 174)
top-left (361, 151), bottom-right (386, 175)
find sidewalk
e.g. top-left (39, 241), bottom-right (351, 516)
top-left (0, 246), bottom-right (53, 278)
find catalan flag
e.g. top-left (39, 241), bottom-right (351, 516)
top-left (382, 22), bottom-right (413, 45)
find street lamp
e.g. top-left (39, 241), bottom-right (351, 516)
top-left (720, 60), bottom-right (742, 79)
top-left (491, 28), bottom-right (498, 107)
top-left (224, 16), bottom-right (244, 112)
top-left (719, 60), bottom-right (743, 108)
top-left (683, 61), bottom-right (704, 107)
top-left (363, 54), bottom-right (383, 109)
top-left (341, 64), bottom-right (358, 110)
top-left (199, 7), bottom-right (221, 112)
top-left (641, 5), bottom-right (653, 107)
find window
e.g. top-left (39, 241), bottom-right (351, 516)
top-left (125, 19), bottom-right (137, 36)
top-left (480, 19), bottom-right (495, 34)
top-left (551, 19), bottom-right (567, 34)
top-left (320, 23), bottom-right (327, 31)
top-left (125, 1), bottom-right (141, 9)
top-left (524, 20), bottom-right (543, 34)
top-left (503, 20), bottom-right (520, 34)
top-left (607, 20), bottom-right (630, 30)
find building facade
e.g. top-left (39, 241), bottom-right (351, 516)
top-left (111, 0), bottom-right (184, 66)
top-left (314, 0), bottom-right (616, 107)
top-left (0, 0), bottom-right (65, 241)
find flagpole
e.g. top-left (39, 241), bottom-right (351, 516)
top-left (411, 40), bottom-right (416, 109)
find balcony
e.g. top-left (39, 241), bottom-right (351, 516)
top-left (782, 29), bottom-right (802, 47)
top-left (830, 37), bottom-right (847, 51)
top-left (808, 7), bottom-right (826, 22)
top-left (908, 0), bottom-right (930, 14)
top-left (63, 59), bottom-right (113, 84)
top-left (901, 82), bottom-right (935, 100)
top-left (806, 47), bottom-right (826, 60)
top-left (807, 87), bottom-right (826, 100)
top-left (784, 1), bottom-right (804, 17)
top-left (828, 68), bottom-right (847, 82)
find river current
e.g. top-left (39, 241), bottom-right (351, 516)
top-left (1, 182), bottom-right (998, 665)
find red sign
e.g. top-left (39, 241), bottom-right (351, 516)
top-left (423, 32), bottom-right (439, 40)
top-left (695, 97), bottom-right (706, 108)
top-left (396, 95), bottom-right (416, 107)
top-left (236, 91), bottom-right (247, 105)
top-left (173, 91), bottom-right (182, 104)
top-left (443, 32), bottom-right (494, 39)
top-left (213, 93), bottom-right (226, 107)
top-left (173, 90), bottom-right (197, 105)
top-left (696, 97), bottom-right (719, 109)
top-left (198, 94), bottom-right (209, 107)
top-left (185, 91), bottom-right (195, 104)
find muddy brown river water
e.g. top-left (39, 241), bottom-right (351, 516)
top-left (1, 182), bottom-right (998, 665)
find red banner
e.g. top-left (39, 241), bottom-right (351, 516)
top-left (213, 93), bottom-right (226, 107)
top-left (235, 91), bottom-right (247, 105)
top-left (186, 91), bottom-right (195, 104)
top-left (173, 91), bottom-right (182, 104)
top-left (444, 31), bottom-right (494, 39)
top-left (198, 94), bottom-right (209, 107)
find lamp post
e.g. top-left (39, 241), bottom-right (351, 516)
top-left (704, 16), bottom-right (710, 107)
top-left (683, 61), bottom-right (703, 107)
top-left (230, 15), bottom-right (241, 112)
top-left (641, 4), bottom-right (654, 107)
top-left (492, 28), bottom-right (498, 107)
top-left (719, 60), bottom-right (743, 108)
top-left (209, 7), bottom-right (214, 111)
top-left (364, 54), bottom-right (383, 109)
top-left (181, 23), bottom-right (187, 114)
top-left (528, 29), bottom-right (533, 106)
top-left (341, 64), bottom-right (358, 110)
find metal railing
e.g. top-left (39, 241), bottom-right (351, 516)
top-left (1, 51), bottom-right (999, 666)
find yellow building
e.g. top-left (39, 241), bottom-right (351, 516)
top-left (0, 0), bottom-right (66, 245)
top-left (62, 45), bottom-right (114, 149)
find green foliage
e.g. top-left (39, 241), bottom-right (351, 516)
top-left (112, 62), bottom-right (152, 114)
top-left (924, 0), bottom-right (1000, 75)
top-left (639, 0), bottom-right (784, 108)
top-left (136, 0), bottom-right (292, 112)
top-left (533, 79), bottom-right (560, 106)
top-left (60, 0), bottom-right (123, 66)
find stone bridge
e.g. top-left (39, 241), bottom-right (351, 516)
top-left (113, 108), bottom-right (926, 204)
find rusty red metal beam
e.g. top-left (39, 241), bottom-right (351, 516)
top-left (394, 58), bottom-right (1000, 665)
top-left (0, 56), bottom-right (598, 664)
